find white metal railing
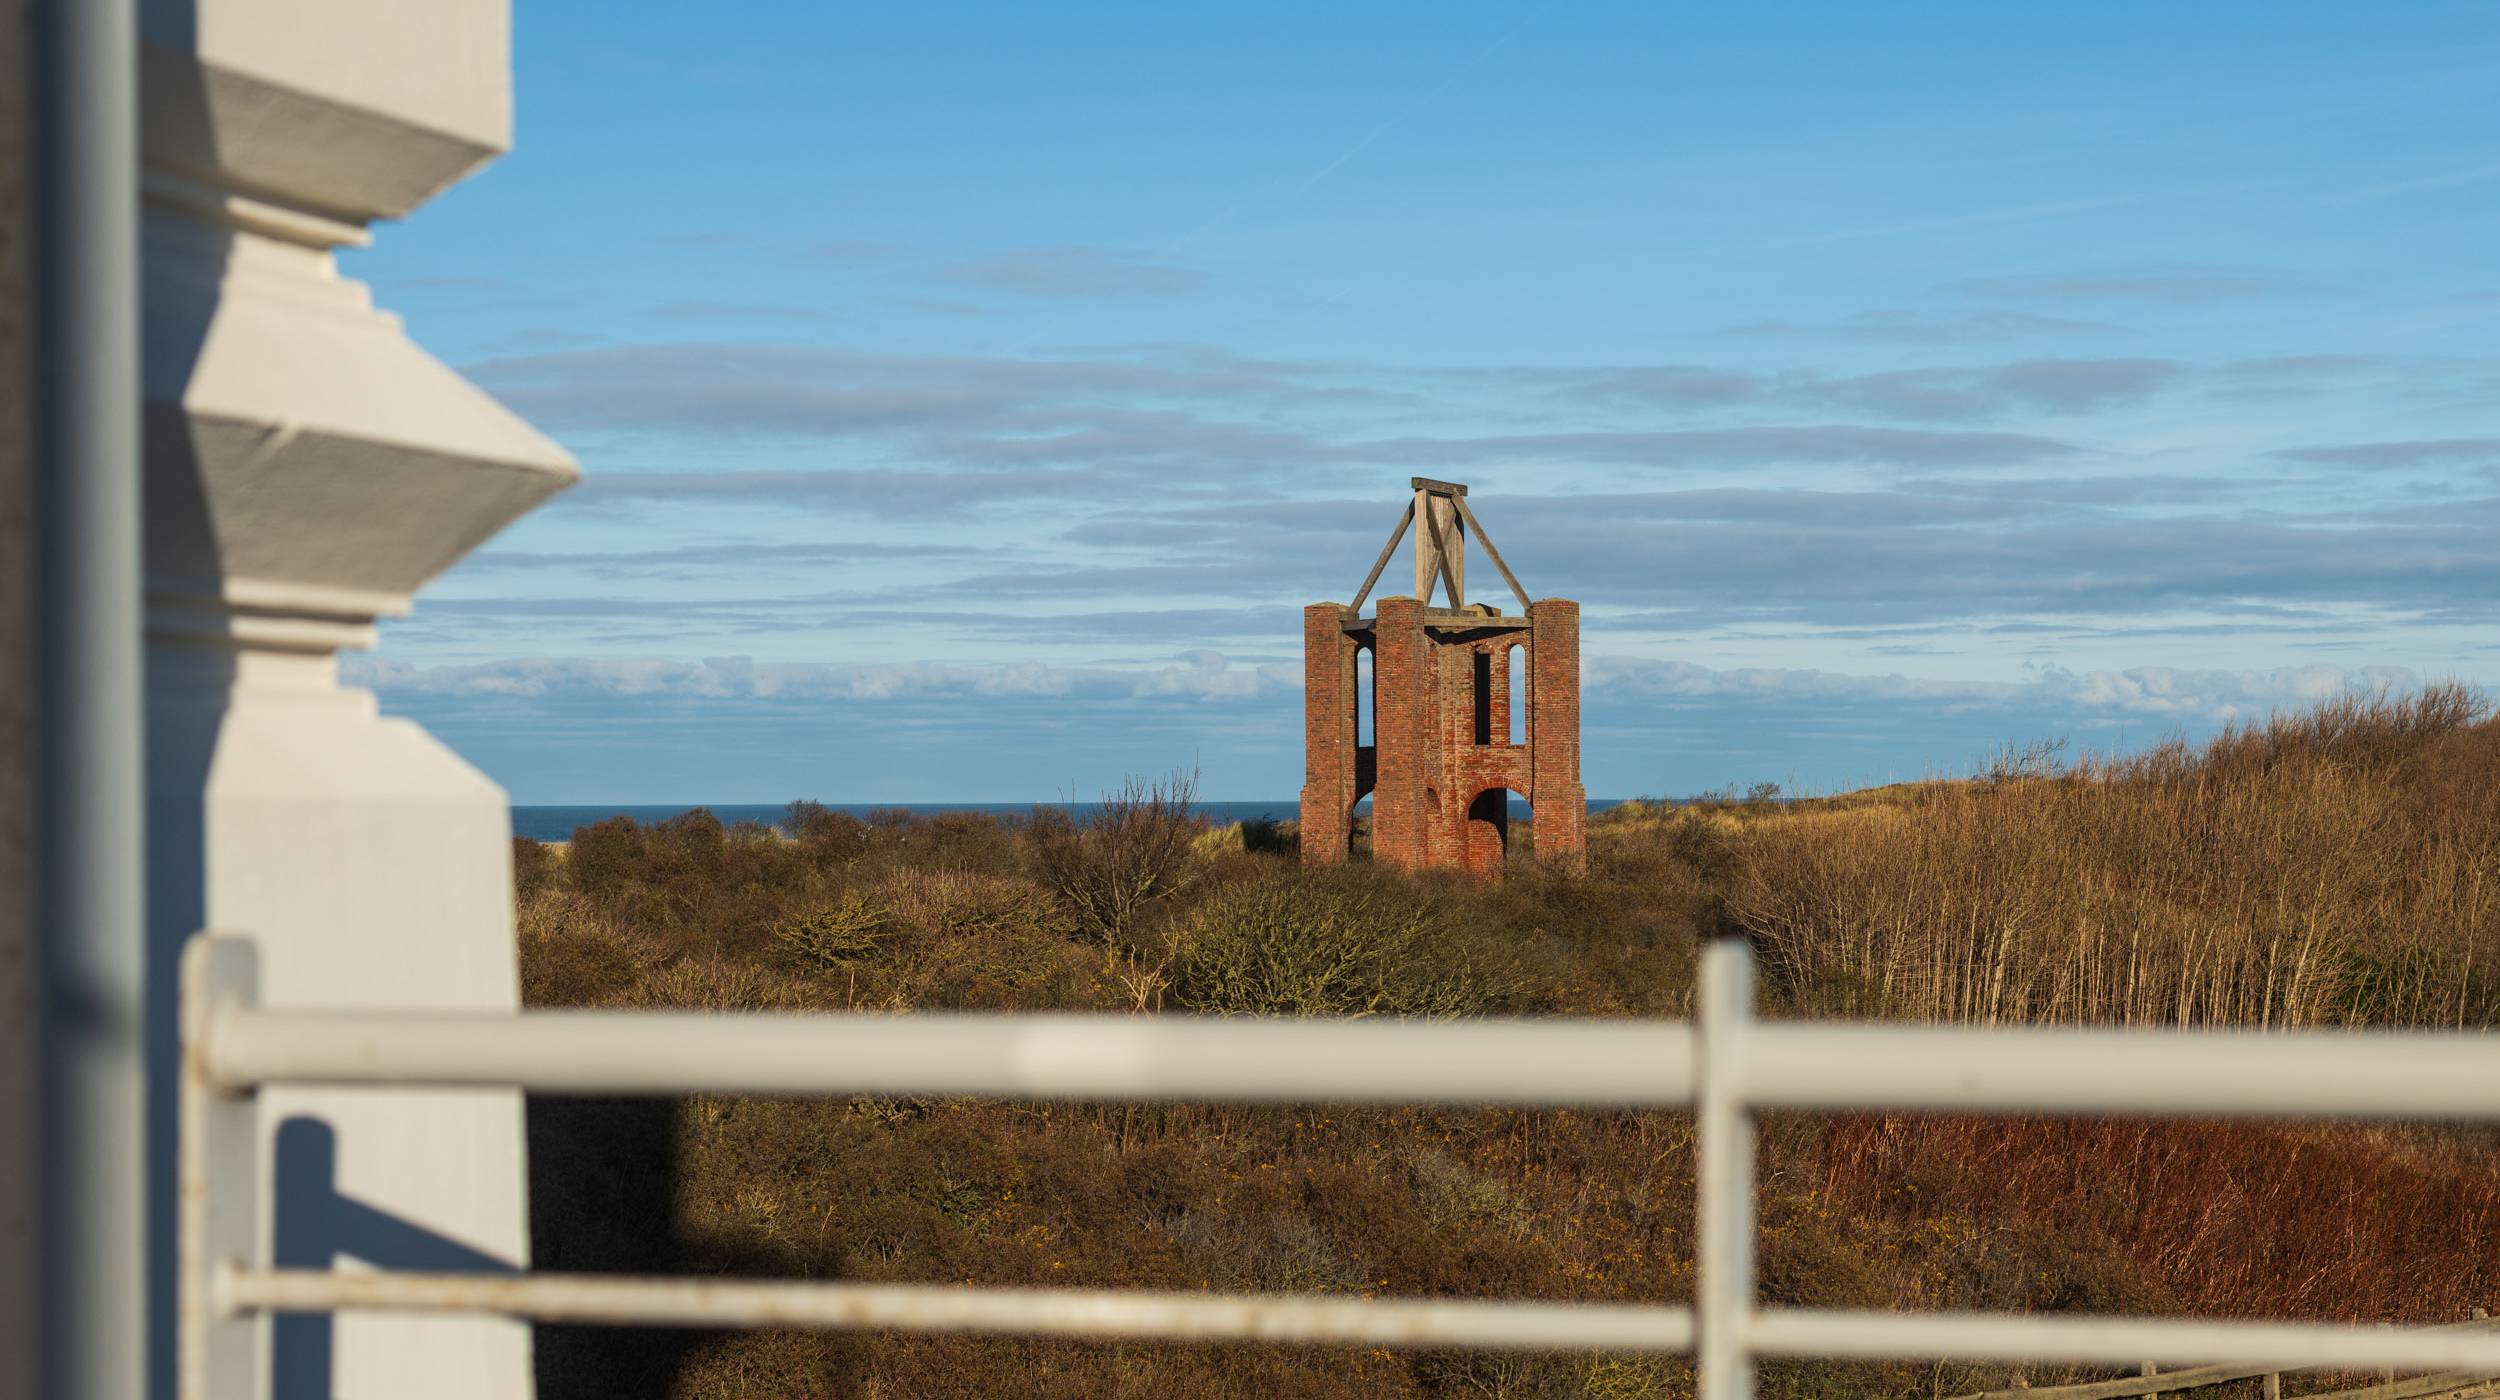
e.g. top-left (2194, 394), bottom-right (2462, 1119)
top-left (178, 933), bottom-right (2500, 1400)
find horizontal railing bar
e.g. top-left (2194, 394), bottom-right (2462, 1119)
top-left (1746, 1025), bottom-right (2500, 1121)
top-left (200, 1009), bottom-right (1694, 1106)
top-left (202, 1006), bottom-right (2500, 1121)
top-left (2302, 1371), bottom-right (2500, 1400)
top-left (1943, 1316), bottom-right (2500, 1399)
top-left (1947, 1364), bottom-right (2265, 1400)
top-left (212, 1268), bottom-right (2500, 1372)
top-left (1751, 1310), bottom-right (2500, 1374)
top-left (219, 1267), bottom-right (1694, 1353)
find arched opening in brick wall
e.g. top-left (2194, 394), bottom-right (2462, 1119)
top-left (1464, 786), bottom-right (1526, 876)
top-left (1507, 642), bottom-right (1527, 747)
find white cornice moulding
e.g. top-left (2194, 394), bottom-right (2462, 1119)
top-left (137, 0), bottom-right (577, 655)
top-left (139, 0), bottom-right (510, 224)
top-left (140, 216), bottom-right (578, 645)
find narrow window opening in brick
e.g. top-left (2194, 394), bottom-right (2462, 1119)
top-left (1473, 650), bottom-right (1493, 745)
top-left (1508, 644), bottom-right (1526, 746)
top-left (1355, 645), bottom-right (1373, 748)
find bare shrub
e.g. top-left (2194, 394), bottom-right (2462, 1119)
top-left (562, 814), bottom-right (646, 895)
top-left (774, 868), bottom-right (1089, 1012)
top-left (511, 836), bottom-right (560, 900)
top-left (877, 867), bottom-right (1064, 941)
top-left (1163, 866), bottom-right (1536, 1018)
top-left (630, 952), bottom-right (780, 1011)
top-left (514, 887), bottom-right (650, 1007)
top-left (1241, 815), bottom-right (1294, 855)
top-left (1026, 768), bottom-right (1206, 944)
top-left (784, 799), bottom-right (869, 861)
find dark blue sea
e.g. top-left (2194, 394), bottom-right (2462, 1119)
top-left (510, 798), bottom-right (1628, 843)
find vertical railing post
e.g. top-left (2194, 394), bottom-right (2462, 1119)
top-left (179, 937), bottom-right (263, 1400)
top-left (1698, 938), bottom-right (1757, 1399)
top-left (29, 0), bottom-right (146, 1396)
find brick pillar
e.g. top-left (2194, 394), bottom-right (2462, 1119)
top-left (1527, 598), bottom-right (1587, 873)
top-left (1427, 640), bottom-right (1471, 868)
top-left (1370, 596), bottom-right (1430, 870)
top-left (1491, 638), bottom-right (1515, 749)
top-left (1299, 603), bottom-right (1355, 864)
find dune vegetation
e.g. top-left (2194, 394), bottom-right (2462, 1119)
top-left (518, 687), bottom-right (2500, 1399)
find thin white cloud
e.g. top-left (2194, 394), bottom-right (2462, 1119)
top-left (355, 650), bottom-right (2422, 727)
top-left (1588, 655), bottom-right (2422, 722)
top-left (346, 651), bottom-right (1295, 705)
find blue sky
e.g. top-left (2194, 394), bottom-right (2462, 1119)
top-left (346, 2), bottom-right (2500, 803)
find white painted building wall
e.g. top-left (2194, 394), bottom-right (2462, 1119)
top-left (136, 1), bottom-right (574, 1393)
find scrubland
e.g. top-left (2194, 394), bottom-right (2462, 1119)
top-left (518, 687), bottom-right (2500, 1399)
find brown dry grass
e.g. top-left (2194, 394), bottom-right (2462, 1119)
top-left (1723, 685), bottom-right (2500, 1029)
top-left (518, 689), bottom-right (2500, 1398)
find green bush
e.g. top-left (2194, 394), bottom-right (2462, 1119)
top-left (772, 893), bottom-right (890, 966)
top-left (1162, 867), bottom-right (1536, 1018)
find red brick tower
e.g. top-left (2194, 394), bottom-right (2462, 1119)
top-left (1302, 479), bottom-right (1586, 877)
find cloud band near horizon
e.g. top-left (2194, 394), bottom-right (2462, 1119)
top-left (350, 651), bottom-right (2442, 804)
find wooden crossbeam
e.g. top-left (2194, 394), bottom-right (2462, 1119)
top-left (1450, 492), bottom-right (1532, 612)
top-left (1418, 493), bottom-right (1464, 608)
top-left (1349, 500), bottom-right (1414, 612)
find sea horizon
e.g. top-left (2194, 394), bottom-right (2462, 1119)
top-left (510, 797), bottom-right (1632, 843)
